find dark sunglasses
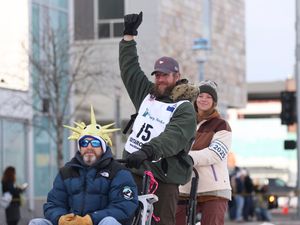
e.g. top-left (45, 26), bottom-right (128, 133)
top-left (79, 139), bottom-right (102, 148)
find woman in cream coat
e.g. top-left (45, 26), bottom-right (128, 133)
top-left (176, 80), bottom-right (232, 225)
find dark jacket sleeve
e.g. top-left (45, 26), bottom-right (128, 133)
top-left (2, 181), bottom-right (23, 206)
top-left (43, 174), bottom-right (69, 225)
top-left (119, 39), bottom-right (153, 110)
top-left (89, 169), bottom-right (139, 225)
top-left (144, 102), bottom-right (197, 159)
top-left (2, 181), bottom-right (23, 196)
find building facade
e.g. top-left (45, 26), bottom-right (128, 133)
top-left (0, 0), bottom-right (34, 211)
top-left (31, 0), bottom-right (71, 198)
top-left (0, 0), bottom-right (71, 214)
top-left (71, 0), bottom-right (247, 124)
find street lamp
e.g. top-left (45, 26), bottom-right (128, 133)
top-left (193, 37), bottom-right (210, 82)
top-left (295, 0), bottom-right (300, 218)
top-left (114, 85), bottom-right (122, 159)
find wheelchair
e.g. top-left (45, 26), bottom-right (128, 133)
top-left (118, 159), bottom-right (199, 225)
top-left (117, 159), bottom-right (158, 225)
top-left (131, 170), bottom-right (159, 225)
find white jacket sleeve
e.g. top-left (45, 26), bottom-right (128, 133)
top-left (189, 130), bottom-right (232, 166)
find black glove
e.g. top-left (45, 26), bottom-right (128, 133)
top-left (126, 146), bottom-right (154, 169)
top-left (123, 11), bottom-right (143, 36)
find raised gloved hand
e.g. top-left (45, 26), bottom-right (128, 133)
top-left (123, 11), bottom-right (143, 36)
top-left (58, 213), bottom-right (75, 225)
top-left (126, 146), bottom-right (154, 169)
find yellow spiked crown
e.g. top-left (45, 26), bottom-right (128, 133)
top-left (64, 105), bottom-right (119, 151)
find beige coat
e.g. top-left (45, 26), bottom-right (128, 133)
top-left (179, 118), bottom-right (232, 200)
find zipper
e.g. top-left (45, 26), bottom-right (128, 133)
top-left (211, 165), bottom-right (218, 181)
top-left (80, 168), bottom-right (87, 215)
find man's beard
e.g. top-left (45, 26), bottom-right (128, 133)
top-left (153, 84), bottom-right (175, 99)
top-left (83, 154), bottom-right (97, 165)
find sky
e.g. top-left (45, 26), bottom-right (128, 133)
top-left (246, 0), bottom-right (295, 82)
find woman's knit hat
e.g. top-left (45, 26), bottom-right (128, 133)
top-left (199, 80), bottom-right (218, 103)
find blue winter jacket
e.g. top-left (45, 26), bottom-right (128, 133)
top-left (43, 149), bottom-right (138, 225)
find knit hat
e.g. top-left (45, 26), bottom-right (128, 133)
top-left (199, 80), bottom-right (218, 103)
top-left (151, 56), bottom-right (180, 75)
top-left (64, 105), bottom-right (119, 152)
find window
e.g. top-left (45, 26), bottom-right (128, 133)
top-left (74, 0), bottom-right (124, 40)
top-left (97, 0), bottom-right (124, 38)
top-left (0, 119), bottom-right (27, 184)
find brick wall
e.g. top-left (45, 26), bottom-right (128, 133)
top-left (159, 0), bottom-right (246, 108)
top-left (73, 0), bottom-right (246, 122)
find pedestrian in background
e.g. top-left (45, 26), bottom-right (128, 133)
top-left (228, 166), bottom-right (240, 220)
top-left (1, 166), bottom-right (27, 225)
top-left (243, 169), bottom-right (255, 221)
top-left (176, 80), bottom-right (232, 225)
top-left (232, 169), bottom-right (246, 222)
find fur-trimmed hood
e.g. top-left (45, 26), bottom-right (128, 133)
top-left (170, 79), bottom-right (199, 102)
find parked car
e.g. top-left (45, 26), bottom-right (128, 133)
top-left (266, 178), bottom-right (295, 196)
top-left (267, 178), bottom-right (296, 208)
top-left (256, 178), bottom-right (295, 209)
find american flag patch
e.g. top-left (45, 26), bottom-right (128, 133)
top-left (167, 105), bottom-right (175, 112)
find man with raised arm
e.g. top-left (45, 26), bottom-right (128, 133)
top-left (119, 12), bottom-right (198, 225)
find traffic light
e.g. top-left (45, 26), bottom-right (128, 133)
top-left (284, 140), bottom-right (296, 150)
top-left (280, 91), bottom-right (296, 125)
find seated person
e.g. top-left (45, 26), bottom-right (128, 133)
top-left (29, 106), bottom-right (138, 225)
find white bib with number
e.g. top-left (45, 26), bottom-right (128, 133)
top-left (125, 94), bottom-right (187, 153)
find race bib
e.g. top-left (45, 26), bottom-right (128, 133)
top-left (125, 94), bottom-right (187, 153)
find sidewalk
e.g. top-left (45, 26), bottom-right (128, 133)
top-left (1, 202), bottom-right (300, 225)
top-left (0, 199), bottom-right (44, 225)
top-left (225, 208), bottom-right (300, 225)
top-left (225, 219), bottom-right (300, 225)
top-left (225, 222), bottom-right (300, 225)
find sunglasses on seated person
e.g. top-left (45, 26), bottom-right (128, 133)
top-left (79, 138), bottom-right (102, 148)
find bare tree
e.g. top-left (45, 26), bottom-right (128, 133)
top-left (22, 14), bottom-right (113, 169)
